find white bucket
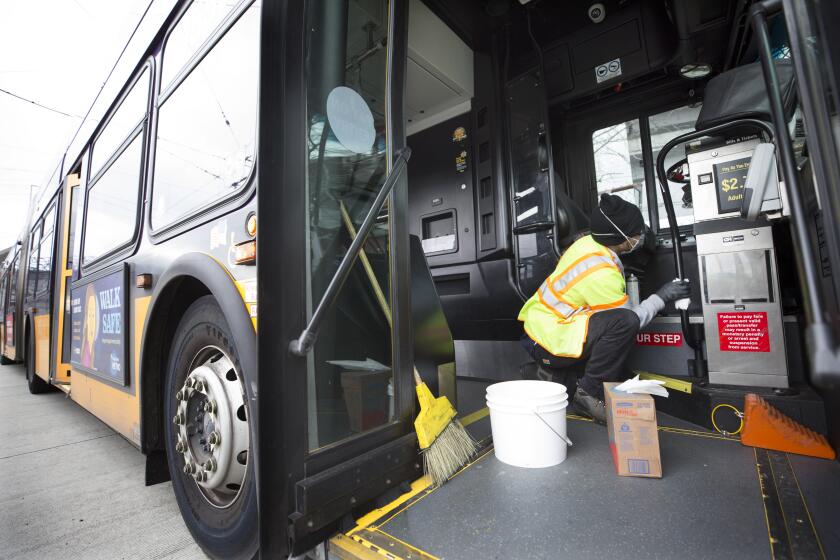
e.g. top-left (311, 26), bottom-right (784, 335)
top-left (486, 380), bottom-right (570, 468)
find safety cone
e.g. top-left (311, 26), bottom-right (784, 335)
top-left (740, 394), bottom-right (835, 460)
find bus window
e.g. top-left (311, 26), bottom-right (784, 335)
top-left (591, 118), bottom-right (649, 225)
top-left (650, 104), bottom-right (702, 229)
top-left (160, 0), bottom-right (235, 89)
top-left (90, 68), bottom-right (149, 178)
top-left (66, 183), bottom-right (81, 271)
top-left (37, 205), bottom-right (56, 295)
top-left (151, 3), bottom-right (259, 229)
top-left (83, 135), bottom-right (143, 264)
top-left (9, 253), bottom-right (18, 314)
top-left (27, 224), bottom-right (41, 299)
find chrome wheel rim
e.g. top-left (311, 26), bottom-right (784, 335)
top-left (173, 346), bottom-right (249, 508)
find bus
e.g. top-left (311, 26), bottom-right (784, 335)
top-left (4, 0), bottom-right (840, 558)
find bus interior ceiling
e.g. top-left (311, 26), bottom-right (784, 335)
top-left (403, 0), bottom-right (837, 449)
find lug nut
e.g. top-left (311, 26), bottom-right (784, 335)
top-left (184, 377), bottom-right (194, 388)
top-left (183, 462), bottom-right (195, 475)
top-left (194, 380), bottom-right (205, 392)
top-left (175, 440), bottom-right (185, 453)
top-left (204, 459), bottom-right (217, 472)
top-left (175, 390), bottom-right (184, 401)
top-left (208, 432), bottom-right (221, 446)
top-left (173, 413), bottom-right (184, 425)
top-left (203, 400), bottom-right (217, 414)
top-left (194, 470), bottom-right (206, 482)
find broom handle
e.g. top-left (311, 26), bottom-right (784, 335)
top-left (339, 203), bottom-right (424, 390)
top-left (339, 201), bottom-right (392, 328)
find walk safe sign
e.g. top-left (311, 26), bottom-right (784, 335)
top-left (70, 267), bottom-right (129, 385)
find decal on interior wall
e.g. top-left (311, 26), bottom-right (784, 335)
top-left (456, 150), bottom-right (468, 173)
top-left (452, 126), bottom-right (467, 143)
top-left (595, 58), bottom-right (622, 84)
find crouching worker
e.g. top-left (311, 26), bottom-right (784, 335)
top-left (518, 193), bottom-right (690, 424)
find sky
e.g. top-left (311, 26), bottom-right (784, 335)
top-left (0, 0), bottom-right (150, 249)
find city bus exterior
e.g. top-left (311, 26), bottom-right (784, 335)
top-left (6, 0), bottom-right (840, 559)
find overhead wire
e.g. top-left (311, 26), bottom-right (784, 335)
top-left (0, 87), bottom-right (82, 119)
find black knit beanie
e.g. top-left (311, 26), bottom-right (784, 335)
top-left (590, 193), bottom-right (644, 246)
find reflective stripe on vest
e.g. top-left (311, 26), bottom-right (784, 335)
top-left (538, 253), bottom-right (617, 319)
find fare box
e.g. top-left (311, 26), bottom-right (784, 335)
top-left (604, 382), bottom-right (662, 478)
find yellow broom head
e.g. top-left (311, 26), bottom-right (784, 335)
top-left (414, 381), bottom-right (457, 450)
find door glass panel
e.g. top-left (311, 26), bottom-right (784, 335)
top-left (592, 118), bottom-right (648, 224)
top-left (649, 104), bottom-right (702, 229)
top-left (305, 0), bottom-right (392, 450)
top-left (507, 68), bottom-right (556, 296)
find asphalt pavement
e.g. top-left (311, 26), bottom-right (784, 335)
top-left (0, 363), bottom-right (207, 559)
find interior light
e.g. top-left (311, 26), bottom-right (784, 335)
top-left (680, 63), bottom-right (712, 79)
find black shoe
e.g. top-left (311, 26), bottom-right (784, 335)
top-left (573, 387), bottom-right (607, 425)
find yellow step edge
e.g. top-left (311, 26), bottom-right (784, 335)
top-left (636, 371), bottom-right (693, 394)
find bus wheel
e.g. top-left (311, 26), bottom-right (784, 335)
top-left (164, 296), bottom-right (257, 560)
top-left (26, 332), bottom-right (50, 394)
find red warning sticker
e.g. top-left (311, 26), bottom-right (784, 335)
top-left (636, 332), bottom-right (683, 346)
top-left (718, 312), bottom-right (770, 352)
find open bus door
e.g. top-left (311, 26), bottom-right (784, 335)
top-left (258, 1), bottom-right (420, 556)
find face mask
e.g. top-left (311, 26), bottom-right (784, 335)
top-left (600, 208), bottom-right (643, 255)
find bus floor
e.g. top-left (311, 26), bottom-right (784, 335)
top-left (0, 363), bottom-right (207, 560)
top-left (331, 377), bottom-right (840, 560)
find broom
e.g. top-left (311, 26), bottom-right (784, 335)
top-left (413, 367), bottom-right (477, 486)
top-left (339, 202), bottom-right (477, 486)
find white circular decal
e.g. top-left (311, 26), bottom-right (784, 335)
top-left (326, 86), bottom-right (375, 154)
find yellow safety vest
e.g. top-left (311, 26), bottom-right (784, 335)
top-left (518, 235), bottom-right (628, 358)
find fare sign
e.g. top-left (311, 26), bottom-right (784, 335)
top-left (718, 312), bottom-right (770, 352)
top-left (636, 332), bottom-right (683, 347)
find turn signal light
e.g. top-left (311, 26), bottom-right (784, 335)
top-left (233, 240), bottom-right (256, 265)
top-left (246, 213), bottom-right (257, 237)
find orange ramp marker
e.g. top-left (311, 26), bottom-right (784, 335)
top-left (740, 394), bottom-right (836, 460)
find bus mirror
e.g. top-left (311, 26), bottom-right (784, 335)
top-left (741, 143), bottom-right (776, 221)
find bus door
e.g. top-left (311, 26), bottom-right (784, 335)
top-left (506, 67), bottom-right (561, 297)
top-left (259, 0), bottom-right (417, 555)
top-left (51, 173), bottom-right (80, 385)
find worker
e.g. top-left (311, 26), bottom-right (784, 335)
top-left (518, 193), bottom-right (691, 424)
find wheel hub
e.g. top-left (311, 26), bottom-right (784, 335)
top-left (173, 347), bottom-right (249, 507)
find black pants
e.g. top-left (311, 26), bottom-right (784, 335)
top-left (521, 308), bottom-right (640, 399)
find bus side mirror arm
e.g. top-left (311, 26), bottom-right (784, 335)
top-left (289, 147), bottom-right (412, 357)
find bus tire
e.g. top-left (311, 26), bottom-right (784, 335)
top-left (26, 331), bottom-right (50, 394)
top-left (164, 296), bottom-right (257, 560)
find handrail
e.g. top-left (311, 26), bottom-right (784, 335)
top-left (289, 147), bottom-right (412, 357)
top-left (752, 0), bottom-right (840, 387)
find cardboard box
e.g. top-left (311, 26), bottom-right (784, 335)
top-left (604, 382), bottom-right (662, 478)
